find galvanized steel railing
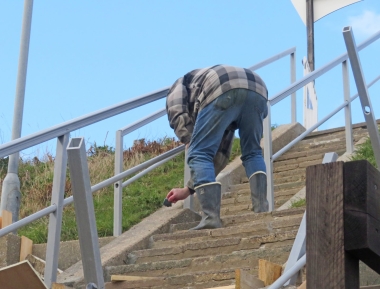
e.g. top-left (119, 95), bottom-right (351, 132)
top-left (0, 46), bottom-right (297, 288)
top-left (263, 27), bottom-right (380, 212)
top-left (267, 26), bottom-right (380, 288)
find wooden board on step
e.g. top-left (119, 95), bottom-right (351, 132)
top-left (0, 260), bottom-right (48, 289)
top-left (258, 259), bottom-right (282, 286)
top-left (296, 281), bottom-right (380, 289)
top-left (106, 275), bottom-right (166, 289)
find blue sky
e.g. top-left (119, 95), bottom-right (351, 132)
top-left (1, 1), bottom-right (380, 158)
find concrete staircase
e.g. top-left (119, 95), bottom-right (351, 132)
top-left (98, 123), bottom-right (372, 289)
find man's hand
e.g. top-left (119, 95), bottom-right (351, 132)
top-left (166, 187), bottom-right (191, 203)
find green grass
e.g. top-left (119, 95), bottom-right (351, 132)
top-left (290, 198), bottom-right (306, 208)
top-left (4, 128), bottom-right (294, 244)
top-left (1, 139), bottom-right (185, 243)
top-left (350, 135), bottom-right (378, 168)
top-left (16, 153), bottom-right (185, 243)
top-left (289, 131), bottom-right (380, 209)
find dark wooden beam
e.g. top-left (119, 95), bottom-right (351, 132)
top-left (306, 0), bottom-right (315, 71)
top-left (306, 162), bottom-right (359, 289)
top-left (344, 160), bottom-right (380, 274)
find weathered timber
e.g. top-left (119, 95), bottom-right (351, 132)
top-left (20, 236), bottom-right (33, 261)
top-left (0, 260), bottom-right (48, 289)
top-left (306, 162), bottom-right (359, 289)
top-left (258, 259), bottom-right (282, 286)
top-left (1, 210), bottom-right (12, 228)
top-left (344, 160), bottom-right (380, 274)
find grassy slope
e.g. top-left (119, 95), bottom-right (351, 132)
top-left (0, 138), bottom-right (242, 244)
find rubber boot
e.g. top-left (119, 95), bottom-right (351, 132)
top-left (190, 182), bottom-right (222, 230)
top-left (249, 171), bottom-right (269, 213)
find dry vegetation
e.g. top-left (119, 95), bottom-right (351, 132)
top-left (0, 137), bottom-right (184, 243)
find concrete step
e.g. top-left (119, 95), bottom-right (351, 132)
top-left (127, 230), bottom-right (298, 265)
top-left (105, 268), bottom-right (242, 289)
top-left (170, 208), bottom-right (305, 233)
top-left (105, 243), bottom-right (293, 279)
top-left (150, 214), bottom-right (303, 249)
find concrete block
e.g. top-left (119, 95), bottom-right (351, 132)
top-left (261, 122), bottom-right (306, 156)
top-left (32, 236), bottom-right (116, 271)
top-left (0, 234), bottom-right (21, 268)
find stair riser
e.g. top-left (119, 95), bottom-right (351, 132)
top-left (171, 209), bottom-right (304, 233)
top-left (107, 245), bottom-right (293, 279)
top-left (130, 232), bottom-right (297, 264)
top-left (151, 215), bottom-right (303, 249)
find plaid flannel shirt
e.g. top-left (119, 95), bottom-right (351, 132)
top-left (166, 65), bottom-right (268, 190)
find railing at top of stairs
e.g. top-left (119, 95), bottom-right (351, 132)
top-left (0, 46), bottom-right (297, 288)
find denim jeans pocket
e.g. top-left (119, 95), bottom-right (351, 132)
top-left (214, 91), bottom-right (233, 110)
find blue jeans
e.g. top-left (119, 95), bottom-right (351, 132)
top-left (187, 88), bottom-right (268, 188)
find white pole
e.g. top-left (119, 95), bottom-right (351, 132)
top-left (0, 0), bottom-right (34, 222)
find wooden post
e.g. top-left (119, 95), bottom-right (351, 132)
top-left (1, 210), bottom-right (13, 228)
top-left (306, 0), bottom-right (315, 71)
top-left (306, 162), bottom-right (359, 289)
top-left (20, 236), bottom-right (33, 261)
top-left (344, 160), bottom-right (380, 274)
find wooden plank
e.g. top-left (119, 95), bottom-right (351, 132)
top-left (111, 275), bottom-right (158, 282)
top-left (20, 236), bottom-right (33, 261)
top-left (0, 216), bottom-right (2, 228)
top-left (206, 285), bottom-right (235, 289)
top-left (2, 209), bottom-right (12, 228)
top-left (235, 268), bottom-right (264, 289)
top-left (258, 259), bottom-right (282, 286)
top-left (306, 162), bottom-right (359, 289)
top-left (344, 160), bottom-right (380, 274)
top-left (105, 277), bottom-right (166, 289)
top-left (0, 260), bottom-right (48, 289)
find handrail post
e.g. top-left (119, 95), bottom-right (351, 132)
top-left (291, 51), bottom-right (297, 123)
top-left (263, 104), bottom-right (274, 212)
top-left (183, 147), bottom-right (194, 210)
top-left (343, 26), bottom-right (380, 168)
top-left (44, 133), bottom-right (70, 288)
top-left (67, 138), bottom-right (104, 289)
top-left (113, 130), bottom-right (123, 236)
top-left (342, 60), bottom-right (354, 154)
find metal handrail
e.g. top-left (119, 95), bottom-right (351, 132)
top-left (270, 29), bottom-right (380, 106)
top-left (0, 46), bottom-right (297, 286)
top-left (0, 87), bottom-right (169, 158)
top-left (0, 144), bottom-right (184, 237)
top-left (249, 47), bottom-right (296, 71)
top-left (266, 28), bottom-right (380, 289)
top-left (273, 75), bottom-right (380, 162)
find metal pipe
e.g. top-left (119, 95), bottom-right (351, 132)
top-left (342, 60), bottom-right (354, 154)
top-left (249, 47), bottom-right (296, 71)
top-left (120, 108), bottom-right (166, 136)
top-left (0, 87), bottom-right (169, 158)
top-left (113, 130), bottom-right (123, 236)
top-left (63, 145), bottom-right (185, 207)
top-left (263, 105), bottom-right (274, 211)
top-left (291, 52), bottom-right (297, 123)
top-left (0, 204), bottom-right (56, 238)
top-left (267, 254), bottom-right (306, 289)
top-left (273, 101), bottom-right (349, 161)
top-left (44, 134), bottom-right (70, 287)
top-left (122, 150), bottom-right (183, 188)
top-left (343, 26), bottom-right (380, 169)
top-left (269, 29), bottom-right (380, 106)
top-left (272, 75), bottom-right (380, 162)
top-left (67, 138), bottom-right (104, 288)
top-left (1, 0), bottom-right (34, 222)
